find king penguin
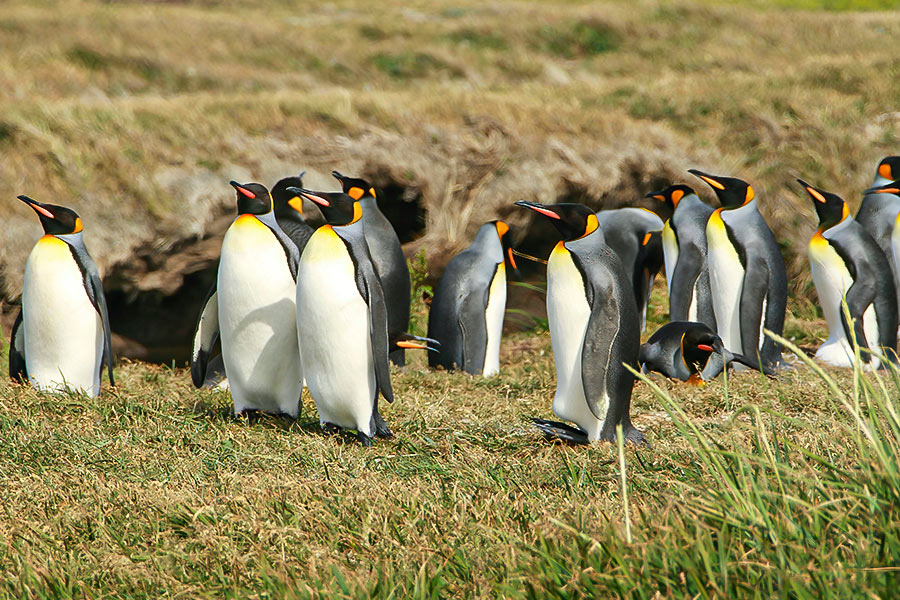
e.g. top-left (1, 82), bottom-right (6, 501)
top-left (802, 180), bottom-right (898, 368)
top-left (9, 195), bottom-right (114, 396)
top-left (331, 171), bottom-right (411, 367)
top-left (639, 321), bottom-right (774, 383)
top-left (594, 208), bottom-right (664, 331)
top-left (690, 169), bottom-right (787, 371)
top-left (271, 172), bottom-right (316, 255)
top-left (856, 157), bottom-right (900, 318)
top-left (288, 185), bottom-right (398, 446)
top-left (515, 201), bottom-right (643, 445)
top-left (190, 181), bottom-right (303, 417)
top-left (427, 220), bottom-right (519, 376)
top-left (646, 184), bottom-right (716, 330)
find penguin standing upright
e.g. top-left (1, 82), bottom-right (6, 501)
top-left (802, 180), bottom-right (898, 368)
top-left (190, 181), bottom-right (303, 417)
top-left (594, 208), bottom-right (664, 330)
top-left (639, 321), bottom-right (774, 383)
top-left (9, 196), bottom-right (114, 396)
top-left (690, 170), bottom-right (787, 370)
top-left (289, 185), bottom-right (397, 446)
top-left (856, 157), bottom-right (900, 315)
top-left (271, 172), bottom-right (316, 255)
top-left (331, 171), bottom-right (410, 366)
top-left (515, 201), bottom-right (643, 445)
top-left (646, 184), bottom-right (716, 330)
top-left (427, 220), bottom-right (518, 376)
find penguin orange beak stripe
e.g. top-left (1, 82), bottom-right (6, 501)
top-left (396, 340), bottom-right (428, 349)
top-left (697, 344), bottom-right (714, 352)
top-left (874, 188), bottom-right (900, 194)
top-left (698, 175), bottom-right (725, 190)
top-left (806, 187), bottom-right (827, 203)
top-left (507, 247), bottom-right (518, 270)
top-left (230, 181), bottom-right (256, 199)
top-left (18, 195), bottom-right (55, 219)
top-left (299, 191), bottom-right (330, 207)
top-left (523, 205), bottom-right (561, 219)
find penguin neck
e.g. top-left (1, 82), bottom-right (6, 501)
top-left (873, 174), bottom-right (893, 187)
top-left (239, 210), bottom-right (282, 233)
top-left (471, 224), bottom-right (504, 261)
top-left (819, 214), bottom-right (853, 238)
top-left (721, 198), bottom-right (758, 214)
top-left (53, 231), bottom-right (85, 250)
top-left (359, 196), bottom-right (381, 217)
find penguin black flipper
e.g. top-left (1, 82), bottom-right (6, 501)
top-left (532, 418), bottom-right (589, 445)
top-left (458, 263), bottom-right (495, 375)
top-left (191, 283), bottom-right (220, 389)
top-left (68, 244), bottom-right (116, 387)
top-left (669, 244), bottom-right (704, 322)
top-left (350, 242), bottom-right (395, 404)
top-left (9, 309), bottom-right (27, 383)
top-left (738, 258), bottom-right (770, 369)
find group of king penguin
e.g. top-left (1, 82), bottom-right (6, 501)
top-left (8, 156), bottom-right (900, 446)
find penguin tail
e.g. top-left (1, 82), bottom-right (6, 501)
top-left (532, 418), bottom-right (590, 445)
top-left (726, 352), bottom-right (778, 377)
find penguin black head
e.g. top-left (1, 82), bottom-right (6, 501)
top-left (332, 171), bottom-right (376, 201)
top-left (514, 201), bottom-right (599, 242)
top-left (876, 156), bottom-right (900, 183)
top-left (798, 179), bottom-right (848, 230)
top-left (271, 172), bottom-right (307, 221)
top-left (862, 181), bottom-right (900, 198)
top-left (688, 169), bottom-right (755, 209)
top-left (18, 195), bottom-right (83, 236)
top-left (681, 326), bottom-right (721, 373)
top-left (646, 184), bottom-right (696, 215)
top-left (492, 220), bottom-right (520, 279)
top-left (229, 181), bottom-right (272, 215)
top-left (287, 186), bottom-right (362, 226)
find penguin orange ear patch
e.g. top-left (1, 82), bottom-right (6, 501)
top-left (671, 189), bottom-right (685, 204)
top-left (495, 221), bottom-right (509, 237)
top-left (368, 187), bottom-right (376, 198)
top-left (879, 163), bottom-right (894, 181)
top-left (641, 232), bottom-right (652, 246)
top-left (73, 217), bottom-right (83, 233)
top-left (348, 187), bottom-right (364, 201)
top-left (745, 185), bottom-right (755, 203)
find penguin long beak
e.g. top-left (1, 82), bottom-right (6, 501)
top-left (229, 181), bottom-right (256, 199)
top-left (391, 333), bottom-right (441, 353)
top-left (645, 191), bottom-right (667, 201)
top-left (797, 179), bottom-right (828, 203)
top-left (331, 171), bottom-right (346, 183)
top-left (17, 195), bottom-right (56, 219)
top-left (287, 186), bottom-right (330, 207)
top-left (515, 200), bottom-right (561, 219)
top-left (687, 169), bottom-right (726, 191)
top-left (696, 344), bottom-right (715, 352)
top-left (863, 182), bottom-right (900, 196)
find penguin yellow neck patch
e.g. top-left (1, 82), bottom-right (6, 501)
top-left (744, 186), bottom-right (755, 205)
top-left (495, 221), bottom-right (509, 238)
top-left (581, 213), bottom-right (599, 238)
top-left (288, 196), bottom-right (304, 215)
top-left (350, 201), bottom-right (363, 224)
top-left (72, 217), bottom-right (83, 233)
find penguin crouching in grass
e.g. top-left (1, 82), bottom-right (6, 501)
top-left (10, 196), bottom-right (114, 396)
top-left (271, 172), bottom-right (316, 256)
top-left (639, 321), bottom-right (775, 383)
top-left (190, 181), bottom-right (303, 418)
top-left (515, 201), bottom-right (644, 445)
top-left (594, 208), bottom-right (664, 331)
top-left (288, 186), bottom-right (400, 446)
top-left (331, 171), bottom-right (411, 367)
top-left (802, 180), bottom-right (898, 368)
top-left (646, 185), bottom-right (716, 330)
top-left (427, 220), bottom-right (519, 376)
top-left (690, 170), bottom-right (787, 371)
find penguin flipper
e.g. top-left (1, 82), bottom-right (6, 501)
top-left (360, 260), bottom-right (394, 404)
top-left (191, 283), bottom-right (220, 389)
top-left (532, 418), bottom-right (589, 445)
top-left (669, 244), bottom-right (703, 322)
top-left (457, 263), bottom-right (494, 375)
top-left (68, 245), bottom-right (116, 388)
top-left (9, 309), bottom-right (27, 383)
top-left (738, 259), bottom-right (770, 369)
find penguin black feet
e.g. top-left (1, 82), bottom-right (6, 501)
top-left (533, 418), bottom-right (590, 445)
top-left (322, 422), bottom-right (343, 435)
top-left (373, 410), bottom-right (394, 439)
top-left (356, 432), bottom-right (374, 447)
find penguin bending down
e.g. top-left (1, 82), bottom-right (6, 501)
top-left (856, 157), bottom-right (900, 320)
top-left (427, 220), bottom-right (518, 376)
top-left (690, 170), bottom-right (787, 371)
top-left (332, 171), bottom-right (411, 367)
top-left (271, 172), bottom-right (316, 255)
top-left (288, 185), bottom-right (400, 446)
top-left (646, 185), bottom-right (716, 330)
top-left (801, 180), bottom-right (898, 368)
top-left (190, 181), bottom-right (303, 417)
top-left (515, 201), bottom-right (644, 445)
top-left (594, 208), bottom-right (664, 331)
top-left (9, 196), bottom-right (115, 396)
top-left (639, 321), bottom-right (774, 383)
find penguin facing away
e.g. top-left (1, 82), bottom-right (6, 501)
top-left (515, 201), bottom-right (644, 445)
top-left (802, 180), bottom-right (898, 368)
top-left (190, 181), bottom-right (303, 417)
top-left (646, 184), bottom-right (716, 331)
top-left (639, 321), bottom-right (774, 383)
top-left (690, 170), bottom-right (787, 371)
top-left (427, 220), bottom-right (519, 376)
top-left (331, 171), bottom-right (411, 367)
top-left (9, 195), bottom-right (115, 396)
top-left (856, 159), bottom-right (900, 318)
top-left (271, 172), bottom-right (316, 256)
top-left (288, 185), bottom-right (397, 446)
top-left (594, 208), bottom-right (664, 331)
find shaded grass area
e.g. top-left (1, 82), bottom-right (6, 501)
top-left (0, 330), bottom-right (897, 596)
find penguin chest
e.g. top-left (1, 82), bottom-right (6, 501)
top-left (706, 211), bottom-right (745, 353)
top-left (217, 216), bottom-right (301, 414)
top-left (296, 228), bottom-right (375, 434)
top-left (482, 262), bottom-right (507, 377)
top-left (546, 244), bottom-right (599, 437)
top-left (661, 221), bottom-right (678, 294)
top-left (22, 236), bottom-right (103, 395)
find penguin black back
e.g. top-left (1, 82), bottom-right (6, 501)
top-left (271, 173), bottom-right (315, 255)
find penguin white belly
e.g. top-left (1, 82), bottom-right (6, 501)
top-left (688, 279), bottom-right (699, 322)
top-left (546, 244), bottom-right (602, 441)
top-left (706, 212), bottom-right (744, 354)
top-left (296, 227), bottom-right (376, 436)
top-left (809, 235), bottom-right (880, 369)
top-left (218, 215), bottom-right (302, 416)
top-left (662, 222), bottom-right (678, 295)
top-left (482, 262), bottom-right (506, 377)
top-left (892, 213), bottom-right (900, 338)
top-left (22, 236), bottom-right (103, 396)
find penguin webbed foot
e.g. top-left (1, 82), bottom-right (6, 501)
top-left (322, 422), bottom-right (343, 436)
top-left (356, 431), bottom-right (374, 447)
top-left (373, 410), bottom-right (394, 439)
top-left (532, 418), bottom-right (590, 446)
